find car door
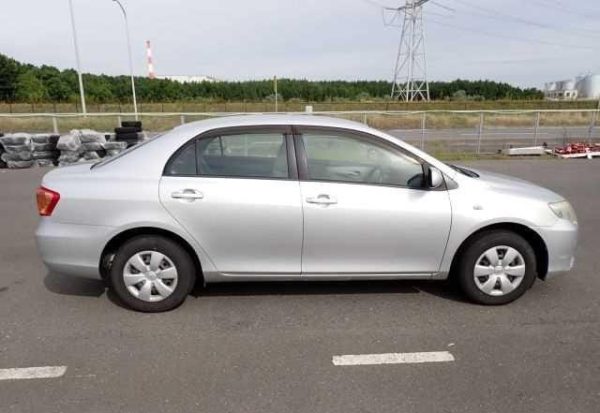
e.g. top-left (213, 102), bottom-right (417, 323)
top-left (296, 127), bottom-right (452, 276)
top-left (159, 127), bottom-right (303, 277)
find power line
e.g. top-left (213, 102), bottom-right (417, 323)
top-left (360, 0), bottom-right (389, 8)
top-left (426, 17), bottom-right (596, 51)
top-left (535, 0), bottom-right (600, 17)
top-left (430, 1), bottom-right (455, 13)
top-left (531, 0), bottom-right (600, 19)
top-left (453, 0), bottom-right (600, 38)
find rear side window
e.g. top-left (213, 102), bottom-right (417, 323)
top-left (197, 133), bottom-right (288, 179)
top-left (164, 141), bottom-right (197, 176)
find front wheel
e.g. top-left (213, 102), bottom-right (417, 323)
top-left (109, 236), bottom-right (196, 312)
top-left (457, 230), bottom-right (537, 305)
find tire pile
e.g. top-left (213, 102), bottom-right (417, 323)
top-left (0, 128), bottom-right (133, 169)
top-left (0, 133), bottom-right (60, 169)
top-left (115, 121), bottom-right (145, 148)
top-left (57, 129), bottom-right (129, 167)
top-left (0, 133), bottom-right (5, 169)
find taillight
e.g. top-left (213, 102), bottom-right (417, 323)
top-left (36, 186), bottom-right (60, 216)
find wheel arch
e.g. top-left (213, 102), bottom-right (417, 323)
top-left (449, 223), bottom-right (549, 281)
top-left (100, 227), bottom-right (204, 284)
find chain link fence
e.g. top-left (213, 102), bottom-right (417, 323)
top-left (0, 109), bottom-right (598, 155)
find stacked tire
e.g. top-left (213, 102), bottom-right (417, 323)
top-left (0, 133), bottom-right (34, 169)
top-left (115, 121), bottom-right (144, 148)
top-left (31, 134), bottom-right (60, 167)
top-left (0, 133), bottom-right (6, 169)
top-left (79, 130), bottom-right (107, 162)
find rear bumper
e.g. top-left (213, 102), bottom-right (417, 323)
top-left (35, 219), bottom-right (112, 280)
top-left (535, 221), bottom-right (578, 279)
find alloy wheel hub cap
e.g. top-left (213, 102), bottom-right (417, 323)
top-left (122, 251), bottom-right (179, 303)
top-left (474, 246), bottom-right (526, 297)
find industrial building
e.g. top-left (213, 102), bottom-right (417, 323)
top-left (145, 41), bottom-right (217, 83)
top-left (544, 74), bottom-right (600, 101)
top-left (155, 75), bottom-right (218, 84)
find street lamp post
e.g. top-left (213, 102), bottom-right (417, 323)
top-left (67, 0), bottom-right (87, 115)
top-left (112, 0), bottom-right (138, 120)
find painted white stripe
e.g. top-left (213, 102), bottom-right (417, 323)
top-left (332, 351), bottom-right (454, 366)
top-left (0, 366), bottom-right (67, 381)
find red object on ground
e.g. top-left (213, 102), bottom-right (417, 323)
top-left (554, 143), bottom-right (600, 155)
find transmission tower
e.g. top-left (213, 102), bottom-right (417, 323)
top-left (388, 0), bottom-right (432, 101)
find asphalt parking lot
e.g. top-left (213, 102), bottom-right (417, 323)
top-left (1, 159), bottom-right (599, 413)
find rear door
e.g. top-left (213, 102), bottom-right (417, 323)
top-left (159, 126), bottom-right (303, 276)
top-left (296, 127), bottom-right (452, 276)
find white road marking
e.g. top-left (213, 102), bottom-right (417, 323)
top-left (0, 366), bottom-right (67, 381)
top-left (332, 351), bottom-right (454, 366)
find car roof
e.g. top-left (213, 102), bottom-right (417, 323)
top-left (98, 113), bottom-right (456, 180)
top-left (171, 114), bottom-right (374, 136)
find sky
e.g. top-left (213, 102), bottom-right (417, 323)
top-left (1, 0), bottom-right (599, 88)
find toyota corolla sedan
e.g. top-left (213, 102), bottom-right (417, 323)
top-left (35, 115), bottom-right (578, 312)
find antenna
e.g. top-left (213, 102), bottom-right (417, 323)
top-left (387, 0), bottom-right (432, 101)
top-left (146, 40), bottom-right (156, 79)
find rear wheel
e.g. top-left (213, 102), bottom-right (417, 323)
top-left (109, 236), bottom-right (196, 312)
top-left (457, 230), bottom-right (537, 305)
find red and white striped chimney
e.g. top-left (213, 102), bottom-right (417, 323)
top-left (146, 40), bottom-right (156, 79)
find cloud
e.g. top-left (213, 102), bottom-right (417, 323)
top-left (0, 0), bottom-right (598, 87)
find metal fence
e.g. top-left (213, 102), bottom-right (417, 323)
top-left (0, 109), bottom-right (598, 154)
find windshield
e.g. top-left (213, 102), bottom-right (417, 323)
top-left (91, 134), bottom-right (162, 169)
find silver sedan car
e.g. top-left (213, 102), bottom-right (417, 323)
top-left (35, 115), bottom-right (578, 312)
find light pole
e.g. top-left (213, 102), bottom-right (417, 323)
top-left (112, 0), bottom-right (138, 120)
top-left (68, 0), bottom-right (87, 115)
top-left (274, 76), bottom-right (278, 112)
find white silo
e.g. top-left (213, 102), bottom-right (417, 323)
top-left (576, 74), bottom-right (600, 99)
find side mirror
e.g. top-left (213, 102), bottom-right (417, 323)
top-left (428, 166), bottom-right (444, 189)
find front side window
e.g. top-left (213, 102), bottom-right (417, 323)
top-left (301, 131), bottom-right (424, 188)
top-left (197, 133), bottom-right (288, 179)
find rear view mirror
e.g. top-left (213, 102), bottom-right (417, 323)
top-left (428, 166), bottom-right (444, 189)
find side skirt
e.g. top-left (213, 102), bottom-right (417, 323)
top-left (203, 271), bottom-right (442, 283)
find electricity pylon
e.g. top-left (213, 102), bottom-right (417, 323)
top-left (388, 0), bottom-right (432, 101)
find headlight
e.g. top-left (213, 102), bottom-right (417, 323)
top-left (549, 200), bottom-right (578, 225)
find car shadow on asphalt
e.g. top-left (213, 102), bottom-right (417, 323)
top-left (43, 272), bottom-right (137, 310)
top-left (193, 280), bottom-right (468, 303)
top-left (44, 272), bottom-right (106, 297)
top-left (43, 272), bottom-right (468, 305)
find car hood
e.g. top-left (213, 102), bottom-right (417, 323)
top-left (464, 167), bottom-right (564, 203)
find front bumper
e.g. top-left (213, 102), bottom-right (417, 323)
top-left (535, 220), bottom-right (578, 279)
top-left (35, 219), bottom-right (113, 280)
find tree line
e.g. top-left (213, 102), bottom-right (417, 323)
top-left (0, 53), bottom-right (543, 103)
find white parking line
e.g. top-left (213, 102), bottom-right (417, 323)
top-left (0, 366), bottom-right (67, 381)
top-left (332, 351), bottom-right (454, 366)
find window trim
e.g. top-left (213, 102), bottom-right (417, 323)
top-left (163, 125), bottom-right (297, 180)
top-left (292, 126), bottom-right (432, 190)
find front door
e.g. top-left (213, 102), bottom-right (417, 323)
top-left (296, 128), bottom-right (452, 276)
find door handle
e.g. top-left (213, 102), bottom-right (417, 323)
top-left (306, 194), bottom-right (337, 206)
top-left (171, 189), bottom-right (204, 200)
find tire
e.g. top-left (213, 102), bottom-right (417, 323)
top-left (115, 126), bottom-right (140, 134)
top-left (121, 121), bottom-right (142, 129)
top-left (108, 235), bottom-right (196, 312)
top-left (457, 230), bottom-right (537, 305)
top-left (115, 132), bottom-right (139, 140)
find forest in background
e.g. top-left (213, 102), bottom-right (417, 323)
top-left (0, 53), bottom-right (544, 104)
